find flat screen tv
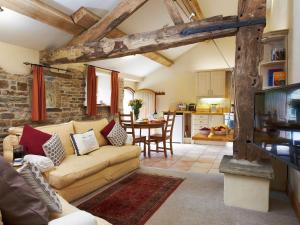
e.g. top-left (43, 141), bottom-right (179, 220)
top-left (254, 83), bottom-right (300, 170)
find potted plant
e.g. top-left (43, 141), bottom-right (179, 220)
top-left (129, 99), bottom-right (143, 120)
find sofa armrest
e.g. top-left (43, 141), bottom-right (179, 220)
top-left (3, 134), bottom-right (19, 163)
top-left (49, 211), bottom-right (97, 225)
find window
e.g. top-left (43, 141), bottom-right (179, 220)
top-left (123, 87), bottom-right (134, 114)
top-left (96, 72), bottom-right (111, 105)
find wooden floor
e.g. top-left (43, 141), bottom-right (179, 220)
top-left (140, 143), bottom-right (233, 174)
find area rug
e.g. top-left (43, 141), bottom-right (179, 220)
top-left (78, 173), bottom-right (183, 225)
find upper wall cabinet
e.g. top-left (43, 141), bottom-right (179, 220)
top-left (197, 70), bottom-right (226, 97)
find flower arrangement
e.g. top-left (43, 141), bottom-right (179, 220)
top-left (128, 99), bottom-right (143, 120)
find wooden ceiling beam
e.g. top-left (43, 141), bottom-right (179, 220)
top-left (67, 0), bottom-right (148, 46)
top-left (40, 16), bottom-right (239, 65)
top-left (0, 0), bottom-right (84, 35)
top-left (164, 0), bottom-right (185, 25)
top-left (71, 7), bottom-right (173, 67)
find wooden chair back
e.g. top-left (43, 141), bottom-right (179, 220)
top-left (164, 111), bottom-right (176, 139)
top-left (118, 112), bottom-right (136, 140)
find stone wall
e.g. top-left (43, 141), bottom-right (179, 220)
top-left (0, 67), bottom-right (124, 153)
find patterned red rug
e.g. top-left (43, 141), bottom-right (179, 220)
top-left (78, 173), bottom-right (183, 225)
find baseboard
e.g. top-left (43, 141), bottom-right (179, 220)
top-left (288, 185), bottom-right (300, 222)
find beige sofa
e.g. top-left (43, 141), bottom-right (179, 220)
top-left (3, 119), bottom-right (141, 202)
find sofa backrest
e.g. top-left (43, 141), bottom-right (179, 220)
top-left (73, 118), bottom-right (109, 146)
top-left (36, 121), bottom-right (75, 155)
top-left (3, 119), bottom-right (110, 161)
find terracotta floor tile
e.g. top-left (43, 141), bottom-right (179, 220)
top-left (212, 163), bottom-right (220, 169)
top-left (192, 162), bottom-right (213, 169)
top-left (169, 164), bottom-right (192, 172)
top-left (208, 169), bottom-right (220, 174)
top-left (197, 157), bottom-right (215, 163)
top-left (180, 155), bottom-right (199, 162)
top-left (188, 167), bottom-right (209, 173)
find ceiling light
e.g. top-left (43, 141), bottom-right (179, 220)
top-left (0, 7), bottom-right (3, 12)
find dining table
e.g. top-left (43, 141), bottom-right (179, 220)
top-left (133, 120), bottom-right (166, 140)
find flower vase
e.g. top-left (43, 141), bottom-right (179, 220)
top-left (133, 109), bottom-right (140, 121)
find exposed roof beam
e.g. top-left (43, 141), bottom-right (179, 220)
top-left (72, 7), bottom-right (173, 67)
top-left (40, 16), bottom-right (238, 65)
top-left (67, 0), bottom-right (149, 46)
top-left (0, 0), bottom-right (84, 35)
top-left (164, 0), bottom-right (184, 25)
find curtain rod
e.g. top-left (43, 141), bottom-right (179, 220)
top-left (23, 62), bottom-right (70, 73)
top-left (84, 64), bottom-right (119, 73)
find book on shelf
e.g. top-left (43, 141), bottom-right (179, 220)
top-left (273, 71), bottom-right (286, 86)
top-left (267, 69), bottom-right (284, 86)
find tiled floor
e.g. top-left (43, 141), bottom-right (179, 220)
top-left (140, 143), bottom-right (233, 174)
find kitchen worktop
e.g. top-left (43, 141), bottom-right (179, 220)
top-left (174, 111), bottom-right (226, 115)
top-left (192, 133), bottom-right (234, 142)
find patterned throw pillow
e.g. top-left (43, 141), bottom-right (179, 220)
top-left (70, 129), bottom-right (99, 156)
top-left (107, 123), bottom-right (128, 147)
top-left (23, 154), bottom-right (54, 172)
top-left (42, 134), bottom-right (65, 166)
top-left (18, 163), bottom-right (62, 213)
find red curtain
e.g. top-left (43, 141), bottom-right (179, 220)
top-left (110, 71), bottom-right (119, 114)
top-left (31, 65), bottom-right (47, 121)
top-left (87, 66), bottom-right (97, 116)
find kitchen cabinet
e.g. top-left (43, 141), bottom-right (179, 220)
top-left (191, 114), bottom-right (224, 136)
top-left (197, 70), bottom-right (226, 97)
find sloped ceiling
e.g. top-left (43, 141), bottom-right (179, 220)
top-left (0, 0), bottom-right (238, 77)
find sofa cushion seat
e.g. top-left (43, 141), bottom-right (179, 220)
top-left (89, 145), bottom-right (141, 166)
top-left (47, 153), bottom-right (108, 189)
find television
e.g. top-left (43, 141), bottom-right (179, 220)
top-left (254, 83), bottom-right (300, 170)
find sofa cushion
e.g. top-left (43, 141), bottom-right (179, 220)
top-left (51, 195), bottom-right (112, 225)
top-left (19, 124), bottom-right (52, 156)
top-left (18, 163), bottom-right (62, 213)
top-left (43, 134), bottom-right (65, 166)
top-left (49, 211), bottom-right (97, 225)
top-left (100, 120), bottom-right (116, 145)
top-left (89, 145), bottom-right (141, 166)
top-left (47, 154), bottom-right (108, 189)
top-left (0, 156), bottom-right (49, 225)
top-left (107, 124), bottom-right (128, 147)
top-left (37, 122), bottom-right (75, 155)
top-left (73, 119), bottom-right (109, 146)
top-left (70, 130), bottom-right (99, 156)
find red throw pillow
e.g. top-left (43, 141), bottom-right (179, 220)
top-left (19, 125), bottom-right (52, 156)
top-left (100, 120), bottom-right (116, 145)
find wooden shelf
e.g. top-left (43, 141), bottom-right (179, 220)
top-left (260, 60), bottom-right (286, 67)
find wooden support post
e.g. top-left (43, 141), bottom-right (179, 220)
top-left (233, 0), bottom-right (266, 160)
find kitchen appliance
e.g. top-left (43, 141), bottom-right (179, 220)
top-left (177, 103), bottom-right (187, 111)
top-left (224, 113), bottom-right (234, 129)
top-left (188, 103), bottom-right (196, 111)
top-left (164, 112), bottom-right (183, 143)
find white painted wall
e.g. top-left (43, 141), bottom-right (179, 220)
top-left (138, 37), bottom-right (236, 112)
top-left (0, 41), bottom-right (39, 75)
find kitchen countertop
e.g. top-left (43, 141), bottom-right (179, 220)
top-left (174, 111), bottom-right (226, 115)
top-left (192, 133), bottom-right (234, 142)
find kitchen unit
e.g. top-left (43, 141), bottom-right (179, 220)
top-left (191, 113), bottom-right (224, 137)
top-left (196, 70), bottom-right (226, 97)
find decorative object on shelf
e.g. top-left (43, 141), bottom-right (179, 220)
top-left (271, 48), bottom-right (286, 61)
top-left (128, 99), bottom-right (143, 120)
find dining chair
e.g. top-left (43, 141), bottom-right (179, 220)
top-left (148, 111), bottom-right (176, 158)
top-left (118, 112), bottom-right (147, 157)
